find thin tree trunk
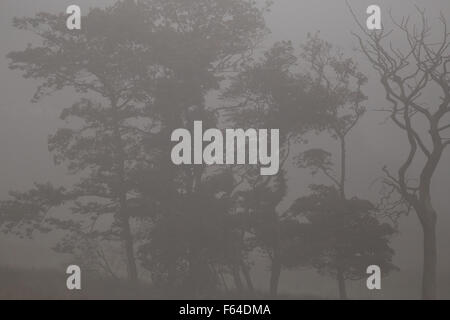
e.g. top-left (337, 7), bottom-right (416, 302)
top-left (240, 260), bottom-right (254, 293)
top-left (111, 98), bottom-right (138, 284)
top-left (337, 135), bottom-right (348, 300)
top-left (219, 271), bottom-right (229, 292)
top-left (269, 252), bottom-right (282, 297)
top-left (269, 258), bottom-right (281, 297)
top-left (232, 264), bottom-right (243, 293)
top-left (121, 211), bottom-right (138, 283)
top-left (337, 267), bottom-right (347, 300)
top-left (420, 214), bottom-right (437, 300)
top-left (117, 157), bottom-right (138, 284)
top-left (339, 135), bottom-right (346, 199)
top-left (115, 153), bottom-right (138, 284)
top-left (417, 147), bottom-right (441, 299)
top-left (269, 220), bottom-right (282, 297)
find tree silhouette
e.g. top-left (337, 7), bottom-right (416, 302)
top-left (289, 185), bottom-right (397, 298)
top-left (299, 33), bottom-right (367, 199)
top-left (4, 0), bottom-right (269, 288)
top-left (351, 6), bottom-right (450, 299)
top-left (292, 34), bottom-right (387, 299)
top-left (6, 0), bottom-right (163, 283)
top-left (129, 0), bottom-right (269, 296)
top-left (223, 41), bottom-right (308, 296)
top-left (228, 34), bottom-right (397, 299)
top-left (0, 183), bottom-right (67, 238)
top-left (0, 0), bottom-right (416, 300)
top-left (138, 167), bottom-right (255, 297)
top-left (224, 36), bottom-right (383, 298)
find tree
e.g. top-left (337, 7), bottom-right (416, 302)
top-left (223, 41), bottom-right (307, 296)
top-left (6, 1), bottom-right (162, 283)
top-left (225, 35), bottom-right (372, 297)
top-left (295, 34), bottom-right (367, 299)
top-left (138, 167), bottom-right (258, 298)
top-left (299, 33), bottom-right (367, 199)
top-left (284, 34), bottom-right (398, 299)
top-left (289, 185), bottom-right (397, 299)
top-left (233, 171), bottom-right (289, 297)
top-left (5, 0), bottom-right (269, 286)
top-left (0, 183), bottom-right (67, 238)
top-left (351, 6), bottom-right (450, 299)
top-left (130, 0), bottom-right (269, 295)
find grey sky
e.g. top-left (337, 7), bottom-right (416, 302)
top-left (0, 0), bottom-right (449, 299)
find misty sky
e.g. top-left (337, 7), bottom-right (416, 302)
top-left (0, 0), bottom-right (449, 299)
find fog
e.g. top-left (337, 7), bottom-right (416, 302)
top-left (0, 0), bottom-right (449, 299)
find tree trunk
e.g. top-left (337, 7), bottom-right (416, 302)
top-left (337, 268), bottom-right (347, 300)
top-left (420, 214), bottom-right (437, 300)
top-left (339, 136), bottom-right (347, 199)
top-left (232, 265), bottom-right (243, 293)
top-left (122, 213), bottom-right (138, 284)
top-left (117, 155), bottom-right (138, 284)
top-left (337, 136), bottom-right (348, 300)
top-left (269, 254), bottom-right (282, 297)
top-left (240, 260), bottom-right (254, 293)
top-left (111, 98), bottom-right (138, 284)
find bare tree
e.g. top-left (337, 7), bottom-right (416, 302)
top-left (350, 5), bottom-right (450, 299)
